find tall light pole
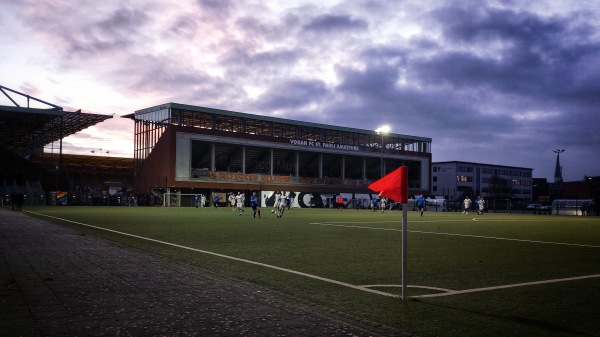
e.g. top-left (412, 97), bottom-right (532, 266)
top-left (375, 125), bottom-right (390, 178)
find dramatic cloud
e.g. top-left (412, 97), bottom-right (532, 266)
top-left (1, 0), bottom-right (598, 181)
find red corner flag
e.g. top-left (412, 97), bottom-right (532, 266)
top-left (368, 166), bottom-right (408, 203)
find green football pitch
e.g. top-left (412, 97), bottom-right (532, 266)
top-left (24, 206), bottom-right (600, 337)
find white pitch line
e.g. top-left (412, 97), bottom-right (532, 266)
top-left (361, 284), bottom-right (453, 292)
top-left (413, 274), bottom-right (600, 298)
top-left (26, 211), bottom-right (400, 298)
top-left (311, 222), bottom-right (600, 248)
top-left (312, 217), bottom-right (600, 223)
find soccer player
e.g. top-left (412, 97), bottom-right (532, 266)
top-left (380, 197), bottom-right (387, 213)
top-left (416, 194), bottom-right (426, 217)
top-left (250, 191), bottom-right (261, 218)
top-left (337, 195), bottom-right (344, 211)
top-left (273, 191), bottom-right (282, 213)
top-left (277, 192), bottom-right (286, 217)
top-left (477, 196), bottom-right (485, 215)
top-left (229, 193), bottom-right (236, 211)
top-left (235, 191), bottom-right (245, 215)
top-left (462, 196), bottom-right (472, 215)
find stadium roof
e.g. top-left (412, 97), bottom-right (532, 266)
top-left (0, 85), bottom-right (113, 156)
top-left (125, 102), bottom-right (433, 142)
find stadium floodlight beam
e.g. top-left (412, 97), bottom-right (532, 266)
top-left (375, 125), bottom-right (391, 178)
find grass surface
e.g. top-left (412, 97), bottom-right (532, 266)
top-left (23, 206), bottom-right (600, 337)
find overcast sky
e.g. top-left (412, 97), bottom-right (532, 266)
top-left (1, 0), bottom-right (599, 182)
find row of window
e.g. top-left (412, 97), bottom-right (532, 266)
top-left (190, 140), bottom-right (423, 182)
top-left (134, 108), bottom-right (431, 155)
top-left (432, 166), bottom-right (532, 177)
top-left (480, 168), bottom-right (531, 177)
top-left (170, 108), bottom-right (431, 152)
top-left (452, 176), bottom-right (532, 185)
top-left (482, 178), bottom-right (532, 186)
top-left (432, 175), bottom-right (534, 185)
top-left (480, 188), bottom-right (532, 194)
top-left (431, 186), bottom-right (532, 195)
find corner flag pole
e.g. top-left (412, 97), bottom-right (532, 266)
top-left (402, 201), bottom-right (408, 300)
top-left (399, 166), bottom-right (408, 300)
top-left (367, 165), bottom-right (409, 300)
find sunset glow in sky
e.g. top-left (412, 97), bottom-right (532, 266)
top-left (1, 0), bottom-right (599, 181)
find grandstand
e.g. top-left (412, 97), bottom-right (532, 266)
top-left (1, 84), bottom-right (125, 206)
top-left (2, 87), bottom-right (433, 208)
top-left (31, 153), bottom-right (134, 206)
top-left (124, 103), bottom-right (433, 206)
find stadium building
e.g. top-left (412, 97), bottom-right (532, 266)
top-left (431, 161), bottom-right (533, 211)
top-left (124, 103), bottom-right (432, 207)
top-left (1, 85), bottom-right (116, 206)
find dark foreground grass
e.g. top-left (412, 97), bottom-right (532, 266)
top-left (23, 206), bottom-right (600, 337)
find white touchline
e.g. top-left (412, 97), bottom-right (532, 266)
top-left (27, 211), bottom-right (400, 298)
top-left (413, 274), bottom-right (600, 298)
top-left (311, 223), bottom-right (600, 248)
top-left (311, 218), bottom-right (600, 224)
top-left (409, 229), bottom-right (600, 248)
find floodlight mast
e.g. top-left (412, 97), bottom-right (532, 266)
top-left (375, 125), bottom-right (390, 178)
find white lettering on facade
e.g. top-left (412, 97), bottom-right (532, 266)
top-left (289, 139), bottom-right (308, 146)
top-left (289, 139), bottom-right (359, 152)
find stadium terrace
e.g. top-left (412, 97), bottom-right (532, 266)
top-left (123, 103), bottom-right (432, 208)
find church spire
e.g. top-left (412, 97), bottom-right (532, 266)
top-left (553, 149), bottom-right (565, 183)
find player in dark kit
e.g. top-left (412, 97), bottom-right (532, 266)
top-left (417, 194), bottom-right (426, 217)
top-left (250, 192), bottom-right (261, 218)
